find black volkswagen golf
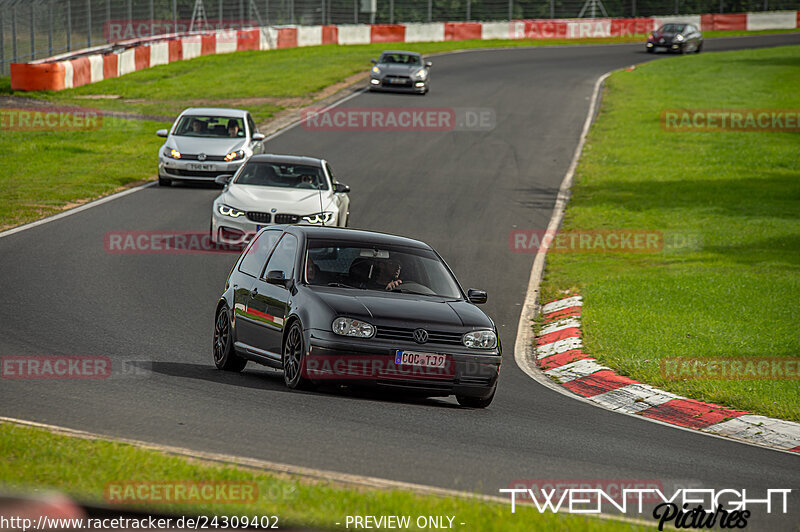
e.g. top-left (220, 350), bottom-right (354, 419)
top-left (213, 225), bottom-right (501, 407)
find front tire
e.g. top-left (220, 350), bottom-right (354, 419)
top-left (158, 176), bottom-right (171, 187)
top-left (695, 42), bottom-right (703, 53)
top-left (213, 305), bottom-right (247, 371)
top-left (283, 321), bottom-right (313, 390)
top-left (456, 389), bottom-right (495, 408)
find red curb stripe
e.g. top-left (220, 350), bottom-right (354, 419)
top-left (541, 295), bottom-right (581, 306)
top-left (246, 306), bottom-right (276, 322)
top-left (562, 370), bottom-right (638, 397)
top-left (538, 349), bottom-right (591, 370)
top-left (537, 327), bottom-right (580, 346)
top-left (638, 398), bottom-right (747, 429)
top-left (543, 306), bottom-right (581, 321)
top-left (788, 446), bottom-right (800, 453)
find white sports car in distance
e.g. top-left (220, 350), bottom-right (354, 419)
top-left (211, 154), bottom-right (351, 246)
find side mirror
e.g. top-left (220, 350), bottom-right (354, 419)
top-left (214, 174), bottom-right (233, 186)
top-left (252, 132), bottom-right (265, 141)
top-left (334, 183), bottom-right (350, 194)
top-left (266, 270), bottom-right (289, 287)
top-left (467, 289), bottom-right (487, 304)
top-left (371, 59), bottom-right (377, 64)
top-left (156, 129), bottom-right (168, 137)
top-left (425, 61), bottom-right (432, 68)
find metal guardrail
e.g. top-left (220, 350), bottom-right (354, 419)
top-left (1, 0), bottom-right (799, 75)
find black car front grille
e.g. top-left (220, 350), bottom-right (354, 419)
top-left (180, 154), bottom-right (226, 161)
top-left (274, 213), bottom-right (301, 224)
top-left (375, 326), bottom-right (463, 346)
top-left (246, 212), bottom-right (271, 223)
top-left (170, 169), bottom-right (220, 178)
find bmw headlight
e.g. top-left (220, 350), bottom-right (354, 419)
top-left (217, 204), bottom-right (246, 218)
top-left (371, 66), bottom-right (381, 75)
top-left (224, 150), bottom-right (245, 162)
top-left (302, 211), bottom-right (335, 225)
top-left (165, 148), bottom-right (181, 159)
top-left (463, 330), bottom-right (497, 349)
top-left (415, 68), bottom-right (428, 80)
top-left (332, 317), bottom-right (375, 338)
top-left (675, 34), bottom-right (685, 41)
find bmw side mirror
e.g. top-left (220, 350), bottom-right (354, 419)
top-left (425, 61), bottom-right (432, 68)
top-left (215, 174), bottom-right (233, 186)
top-left (252, 133), bottom-right (265, 141)
top-left (266, 270), bottom-right (288, 286)
top-left (156, 129), bottom-right (168, 137)
top-left (467, 289), bottom-right (487, 304)
top-left (334, 183), bottom-right (350, 194)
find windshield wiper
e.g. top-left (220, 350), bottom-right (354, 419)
top-left (327, 282), bottom-right (360, 289)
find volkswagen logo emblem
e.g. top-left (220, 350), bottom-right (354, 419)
top-left (413, 328), bottom-right (429, 344)
top-left (197, 153), bottom-right (207, 161)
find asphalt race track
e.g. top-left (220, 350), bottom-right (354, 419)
top-left (1, 33), bottom-right (798, 530)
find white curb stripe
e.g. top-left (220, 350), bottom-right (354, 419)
top-left (537, 337), bottom-right (582, 358)
top-left (545, 359), bottom-right (608, 383)
top-left (541, 296), bottom-right (583, 315)
top-left (539, 317), bottom-right (581, 337)
top-left (590, 383), bottom-right (679, 414)
top-left (705, 415), bottom-right (800, 450)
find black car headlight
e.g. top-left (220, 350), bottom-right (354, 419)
top-left (332, 317), bottom-right (375, 338)
top-left (224, 150), bottom-right (245, 162)
top-left (217, 204), bottom-right (246, 218)
top-left (463, 330), bottom-right (497, 349)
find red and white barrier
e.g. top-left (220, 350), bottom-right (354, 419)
top-left (10, 10), bottom-right (799, 91)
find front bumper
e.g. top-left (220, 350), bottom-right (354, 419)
top-left (370, 77), bottom-right (428, 93)
top-left (159, 158), bottom-right (245, 182)
top-left (646, 41), bottom-right (682, 52)
top-left (304, 329), bottom-right (501, 398)
top-left (211, 209), bottom-right (340, 246)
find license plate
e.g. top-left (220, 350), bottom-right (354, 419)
top-left (188, 163), bottom-right (215, 171)
top-left (395, 350), bottom-right (446, 368)
top-left (388, 78), bottom-right (405, 84)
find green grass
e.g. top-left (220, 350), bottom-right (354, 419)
top-left (539, 45), bottom-right (800, 421)
top-left (0, 422), bottom-right (647, 531)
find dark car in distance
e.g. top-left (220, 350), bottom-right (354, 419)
top-left (646, 23), bottom-right (703, 53)
top-left (212, 226), bottom-right (501, 407)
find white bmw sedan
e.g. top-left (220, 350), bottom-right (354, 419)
top-left (157, 107), bottom-right (265, 186)
top-left (211, 154), bottom-right (351, 246)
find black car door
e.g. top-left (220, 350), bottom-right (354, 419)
top-left (233, 229), bottom-right (281, 349)
top-left (246, 233), bottom-right (299, 356)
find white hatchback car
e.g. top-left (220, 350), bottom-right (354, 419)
top-left (211, 154), bottom-right (351, 246)
top-left (157, 107), bottom-right (265, 186)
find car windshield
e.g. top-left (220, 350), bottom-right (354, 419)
top-left (660, 24), bottom-right (686, 33)
top-left (173, 115), bottom-right (245, 138)
top-left (234, 162), bottom-right (329, 190)
top-left (305, 240), bottom-right (462, 299)
top-left (379, 53), bottom-right (422, 65)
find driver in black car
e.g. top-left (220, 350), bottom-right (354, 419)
top-left (372, 258), bottom-right (402, 291)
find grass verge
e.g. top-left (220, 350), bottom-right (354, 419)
top-left (0, 30), bottom-right (796, 230)
top-left (0, 422), bottom-right (647, 531)
top-left (539, 45), bottom-right (800, 421)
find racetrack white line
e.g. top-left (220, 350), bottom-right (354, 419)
top-left (510, 67), bottom-right (800, 456)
